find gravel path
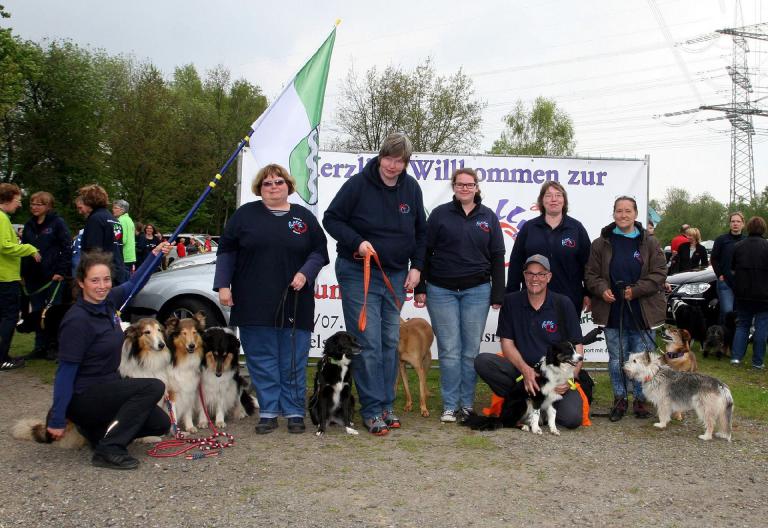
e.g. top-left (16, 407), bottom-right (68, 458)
top-left (1, 369), bottom-right (766, 528)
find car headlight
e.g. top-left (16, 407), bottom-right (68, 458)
top-left (676, 282), bottom-right (710, 295)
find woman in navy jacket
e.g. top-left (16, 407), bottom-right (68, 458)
top-left (415, 168), bottom-right (505, 423)
top-left (506, 181), bottom-right (591, 315)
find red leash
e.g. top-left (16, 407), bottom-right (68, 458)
top-left (147, 386), bottom-right (235, 460)
top-left (355, 250), bottom-right (401, 332)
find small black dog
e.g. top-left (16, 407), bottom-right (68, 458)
top-left (308, 331), bottom-right (361, 436)
top-left (703, 311), bottom-right (736, 359)
top-left (16, 303), bottom-right (71, 359)
top-left (671, 300), bottom-right (708, 347)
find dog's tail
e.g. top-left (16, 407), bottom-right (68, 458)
top-left (240, 392), bottom-right (259, 416)
top-left (12, 418), bottom-right (52, 443)
top-left (721, 385), bottom-right (734, 441)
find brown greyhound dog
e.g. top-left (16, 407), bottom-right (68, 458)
top-left (396, 317), bottom-right (434, 417)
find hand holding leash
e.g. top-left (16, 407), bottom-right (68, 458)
top-left (357, 240), bottom-right (375, 257)
top-left (404, 268), bottom-right (420, 290)
top-left (46, 427), bottom-right (65, 440)
top-left (290, 272), bottom-right (307, 290)
top-left (414, 293), bottom-right (426, 308)
top-left (602, 289), bottom-right (616, 303)
top-left (218, 287), bottom-right (234, 307)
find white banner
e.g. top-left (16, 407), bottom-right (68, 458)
top-left (241, 150), bottom-right (649, 362)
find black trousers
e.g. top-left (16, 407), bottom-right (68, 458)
top-left (474, 353), bottom-right (583, 429)
top-left (67, 378), bottom-right (170, 454)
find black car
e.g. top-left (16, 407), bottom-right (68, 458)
top-left (665, 266), bottom-right (719, 335)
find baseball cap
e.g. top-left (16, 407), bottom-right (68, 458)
top-left (524, 254), bottom-right (551, 271)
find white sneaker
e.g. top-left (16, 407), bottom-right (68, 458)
top-left (730, 359), bottom-right (740, 365)
top-left (440, 410), bottom-right (457, 423)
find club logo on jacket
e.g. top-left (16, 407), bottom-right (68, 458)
top-left (476, 220), bottom-right (490, 233)
top-left (541, 320), bottom-right (557, 333)
top-left (399, 203), bottom-right (410, 214)
top-left (288, 218), bottom-right (308, 235)
top-left (633, 250), bottom-right (642, 262)
top-left (42, 227), bottom-right (53, 235)
top-left (561, 237), bottom-right (575, 248)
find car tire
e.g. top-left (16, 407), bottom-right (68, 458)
top-left (159, 297), bottom-right (225, 327)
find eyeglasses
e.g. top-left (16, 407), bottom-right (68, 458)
top-left (262, 179), bottom-right (286, 188)
top-left (30, 202), bottom-right (46, 207)
top-left (543, 193), bottom-right (564, 200)
top-left (454, 182), bottom-right (477, 190)
top-left (523, 271), bottom-right (549, 279)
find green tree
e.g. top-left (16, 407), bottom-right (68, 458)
top-left (336, 58), bottom-right (484, 152)
top-left (653, 187), bottom-right (727, 245)
top-left (490, 96), bottom-right (575, 156)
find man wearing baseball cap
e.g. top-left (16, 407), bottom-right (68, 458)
top-left (474, 254), bottom-right (586, 428)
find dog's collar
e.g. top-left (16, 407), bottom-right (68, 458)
top-left (643, 375), bottom-right (652, 383)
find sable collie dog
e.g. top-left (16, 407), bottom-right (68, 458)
top-left (520, 341), bottom-right (583, 436)
top-left (165, 312), bottom-right (206, 432)
top-left (660, 326), bottom-right (698, 372)
top-left (308, 331), bottom-right (361, 436)
top-left (200, 327), bottom-right (258, 428)
top-left (623, 351), bottom-right (733, 441)
top-left (396, 317), bottom-right (433, 417)
top-left (119, 318), bottom-right (170, 390)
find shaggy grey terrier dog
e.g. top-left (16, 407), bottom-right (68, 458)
top-left (623, 351), bottom-right (733, 441)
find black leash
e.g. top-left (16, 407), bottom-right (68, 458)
top-left (274, 285), bottom-right (301, 404)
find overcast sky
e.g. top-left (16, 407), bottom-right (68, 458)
top-left (5, 0), bottom-right (767, 206)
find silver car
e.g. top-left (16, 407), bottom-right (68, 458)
top-left (130, 256), bottom-right (229, 325)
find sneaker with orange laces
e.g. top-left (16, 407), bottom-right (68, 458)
top-left (364, 416), bottom-right (389, 436)
top-left (382, 410), bottom-right (401, 429)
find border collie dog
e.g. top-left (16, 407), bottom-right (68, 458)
top-left (521, 341), bottom-right (584, 436)
top-left (308, 331), bottom-right (361, 436)
top-left (200, 327), bottom-right (257, 428)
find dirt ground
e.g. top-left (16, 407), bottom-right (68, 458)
top-left (1, 369), bottom-right (766, 528)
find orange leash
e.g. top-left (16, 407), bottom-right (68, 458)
top-left (355, 250), bottom-right (402, 332)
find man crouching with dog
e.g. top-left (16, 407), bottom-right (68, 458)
top-left (474, 255), bottom-right (587, 429)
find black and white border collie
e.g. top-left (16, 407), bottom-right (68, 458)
top-left (521, 341), bottom-right (583, 436)
top-left (200, 327), bottom-right (258, 428)
top-left (308, 331), bottom-right (361, 436)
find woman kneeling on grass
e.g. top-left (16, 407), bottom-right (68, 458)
top-left (47, 244), bottom-right (171, 470)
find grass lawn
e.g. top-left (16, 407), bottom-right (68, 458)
top-left (11, 331), bottom-right (767, 423)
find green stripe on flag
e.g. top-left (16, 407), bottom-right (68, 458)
top-left (294, 28), bottom-right (336, 127)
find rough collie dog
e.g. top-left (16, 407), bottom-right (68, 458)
top-left (11, 416), bottom-right (87, 449)
top-left (660, 326), bottom-right (698, 372)
top-left (520, 341), bottom-right (583, 436)
top-left (623, 351), bottom-right (733, 441)
top-left (165, 312), bottom-right (206, 433)
top-left (308, 331), bottom-right (361, 436)
top-left (200, 327), bottom-right (258, 428)
top-left (119, 318), bottom-right (169, 388)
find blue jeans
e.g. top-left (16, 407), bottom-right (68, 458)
top-left (732, 308), bottom-right (768, 367)
top-left (238, 326), bottom-right (310, 418)
top-left (603, 327), bottom-right (656, 400)
top-left (426, 282), bottom-right (490, 411)
top-left (0, 282), bottom-right (20, 363)
top-left (336, 257), bottom-right (405, 421)
top-left (717, 279), bottom-right (735, 323)
top-left (28, 281), bottom-right (64, 351)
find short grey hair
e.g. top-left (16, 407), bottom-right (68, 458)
top-left (113, 199), bottom-right (129, 213)
top-left (379, 133), bottom-right (413, 164)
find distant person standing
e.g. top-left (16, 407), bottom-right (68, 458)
top-left (729, 216), bottom-right (768, 369)
top-left (711, 212), bottom-right (745, 322)
top-left (112, 199), bottom-right (135, 277)
top-left (669, 224), bottom-right (690, 256)
top-left (0, 184), bottom-right (41, 371)
top-left (21, 191), bottom-right (71, 358)
top-left (671, 227), bottom-right (708, 274)
top-left (77, 185), bottom-right (126, 285)
top-left (135, 224), bottom-right (161, 269)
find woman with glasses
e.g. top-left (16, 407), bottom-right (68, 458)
top-left (585, 196), bottom-right (666, 422)
top-left (414, 168), bottom-right (505, 423)
top-left (214, 164), bottom-right (328, 435)
top-left (21, 191), bottom-right (71, 359)
top-left (507, 181), bottom-right (591, 315)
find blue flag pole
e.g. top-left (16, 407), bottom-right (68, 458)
top-left (118, 130), bottom-right (254, 315)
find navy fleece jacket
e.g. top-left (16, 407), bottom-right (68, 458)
top-left (323, 156), bottom-right (427, 272)
top-left (21, 212), bottom-right (71, 287)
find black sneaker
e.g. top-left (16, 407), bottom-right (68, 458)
top-left (92, 451), bottom-right (139, 470)
top-left (0, 358), bottom-right (25, 371)
top-left (609, 398), bottom-right (628, 422)
top-left (254, 417), bottom-right (278, 435)
top-left (286, 417), bottom-right (306, 434)
top-left (456, 407), bottom-right (476, 426)
top-left (633, 399), bottom-right (651, 419)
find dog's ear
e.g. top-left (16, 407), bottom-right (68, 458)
top-left (680, 329), bottom-right (691, 342)
top-left (193, 311), bottom-right (207, 330)
top-left (228, 333), bottom-right (241, 355)
top-left (643, 350), bottom-right (651, 363)
top-left (164, 316), bottom-right (179, 336)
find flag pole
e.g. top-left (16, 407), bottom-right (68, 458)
top-left (118, 130), bottom-right (254, 315)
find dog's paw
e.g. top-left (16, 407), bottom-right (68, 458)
top-left (653, 422), bottom-right (667, 429)
top-left (420, 409), bottom-right (429, 417)
top-left (315, 430), bottom-right (324, 437)
top-left (215, 420), bottom-right (227, 429)
top-left (403, 402), bottom-right (413, 412)
top-left (196, 421), bottom-right (208, 430)
top-left (549, 428), bottom-right (560, 436)
top-left (136, 436), bottom-right (163, 444)
top-left (698, 433), bottom-right (713, 441)
top-left (185, 426), bottom-right (198, 434)
top-left (715, 432), bottom-right (732, 441)
top-left (520, 425), bottom-right (530, 432)
top-left (344, 426), bottom-right (359, 435)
